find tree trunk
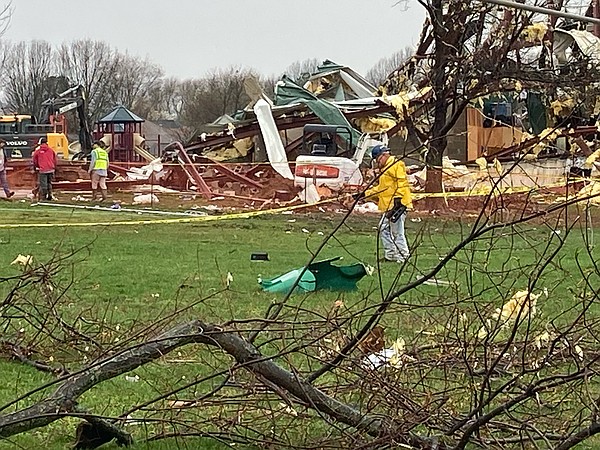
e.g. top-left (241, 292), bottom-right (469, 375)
top-left (425, 130), bottom-right (448, 209)
top-left (425, 143), bottom-right (444, 193)
top-left (425, 89), bottom-right (448, 199)
top-left (425, 0), bottom-right (449, 197)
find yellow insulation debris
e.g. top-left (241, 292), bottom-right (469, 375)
top-left (492, 290), bottom-right (539, 323)
top-left (385, 86), bottom-right (431, 121)
top-left (478, 290), bottom-right (540, 338)
top-left (577, 181), bottom-right (600, 205)
top-left (585, 149), bottom-right (600, 168)
top-left (203, 137), bottom-right (253, 161)
top-left (355, 117), bottom-right (397, 133)
top-left (550, 97), bottom-right (575, 117)
top-left (475, 157), bottom-right (487, 171)
top-left (388, 94), bottom-right (411, 120)
top-left (514, 80), bottom-right (523, 92)
top-left (521, 23), bottom-right (548, 43)
top-left (522, 129), bottom-right (561, 161)
top-left (492, 158), bottom-right (503, 175)
top-left (539, 128), bottom-right (562, 141)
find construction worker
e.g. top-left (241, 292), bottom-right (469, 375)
top-left (32, 137), bottom-right (57, 201)
top-left (355, 145), bottom-right (413, 263)
top-left (89, 141), bottom-right (109, 201)
top-left (0, 139), bottom-right (15, 199)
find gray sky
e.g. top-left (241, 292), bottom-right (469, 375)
top-left (2, 0), bottom-right (424, 79)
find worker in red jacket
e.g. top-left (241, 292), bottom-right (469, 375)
top-left (32, 137), bottom-right (57, 201)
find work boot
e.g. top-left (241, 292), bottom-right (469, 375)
top-left (378, 257), bottom-right (398, 263)
top-left (101, 189), bottom-right (108, 202)
top-left (91, 189), bottom-right (99, 202)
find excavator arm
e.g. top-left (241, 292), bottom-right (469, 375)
top-left (41, 85), bottom-right (93, 155)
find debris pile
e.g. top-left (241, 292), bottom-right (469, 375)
top-left (6, 56), bottom-right (600, 213)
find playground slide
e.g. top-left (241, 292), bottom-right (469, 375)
top-left (133, 133), bottom-right (154, 162)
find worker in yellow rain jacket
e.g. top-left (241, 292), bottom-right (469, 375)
top-left (89, 141), bottom-right (109, 201)
top-left (356, 145), bottom-right (413, 263)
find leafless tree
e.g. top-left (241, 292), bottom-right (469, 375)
top-left (260, 73), bottom-right (279, 100)
top-left (382, 0), bottom-right (600, 194)
top-left (366, 46), bottom-right (414, 86)
top-left (135, 77), bottom-right (183, 122)
top-left (205, 66), bottom-right (254, 118)
top-left (56, 39), bottom-right (122, 124)
top-left (157, 77), bottom-right (184, 120)
top-left (178, 66), bottom-right (256, 130)
top-left (282, 57), bottom-right (321, 84)
top-left (0, 2), bottom-right (12, 38)
top-left (0, 40), bottom-right (57, 120)
top-left (177, 78), bottom-right (210, 130)
top-left (107, 53), bottom-right (165, 119)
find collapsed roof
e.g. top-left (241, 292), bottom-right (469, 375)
top-left (183, 61), bottom-right (401, 161)
top-left (301, 59), bottom-right (378, 102)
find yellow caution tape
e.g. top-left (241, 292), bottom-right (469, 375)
top-left (0, 198), bottom-right (341, 229)
top-left (0, 178), bottom-right (594, 229)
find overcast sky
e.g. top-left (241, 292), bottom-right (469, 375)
top-left (2, 0), bottom-right (425, 80)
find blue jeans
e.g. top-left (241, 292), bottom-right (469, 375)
top-left (0, 169), bottom-right (10, 196)
top-left (378, 212), bottom-right (409, 261)
top-left (38, 172), bottom-right (54, 200)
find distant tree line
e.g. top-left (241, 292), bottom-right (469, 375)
top-left (0, 38), bottom-right (412, 136)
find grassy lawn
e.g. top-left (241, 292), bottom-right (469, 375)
top-left (0, 201), bottom-right (597, 449)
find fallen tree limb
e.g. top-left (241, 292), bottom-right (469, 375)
top-left (0, 319), bottom-right (444, 449)
top-left (554, 421), bottom-right (600, 450)
top-left (0, 320), bottom-right (204, 443)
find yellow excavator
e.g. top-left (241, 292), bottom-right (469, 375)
top-left (0, 85), bottom-right (92, 160)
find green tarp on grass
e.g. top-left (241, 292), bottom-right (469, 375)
top-left (259, 257), bottom-right (368, 294)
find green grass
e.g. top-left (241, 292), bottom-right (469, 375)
top-left (0, 202), bottom-right (598, 449)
